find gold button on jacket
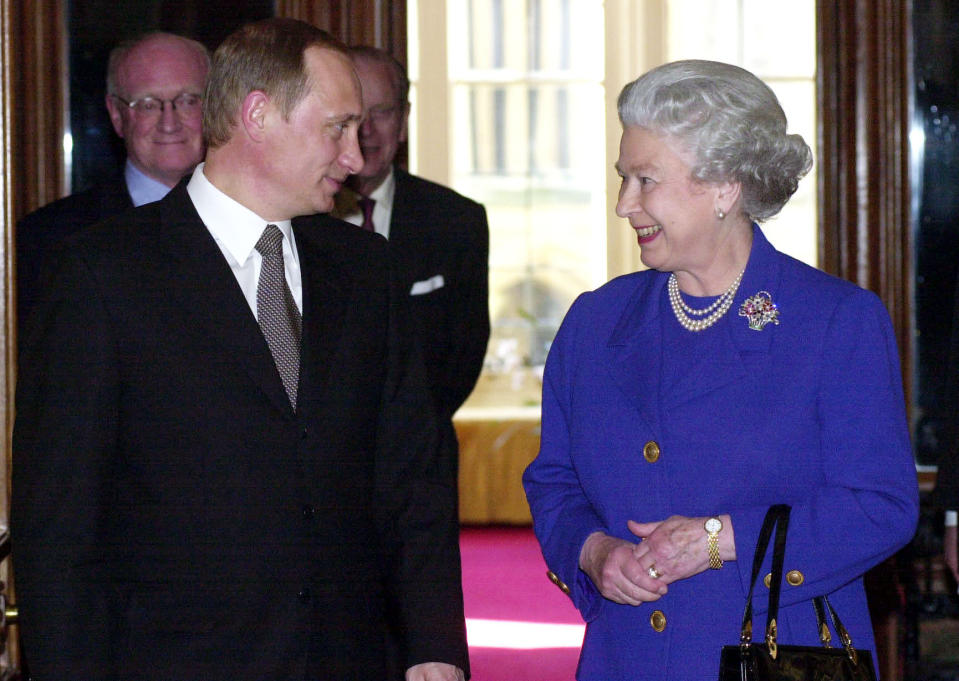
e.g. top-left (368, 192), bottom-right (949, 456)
top-left (643, 441), bottom-right (660, 463)
top-left (786, 570), bottom-right (805, 586)
top-left (764, 570), bottom-right (805, 588)
top-left (650, 609), bottom-right (667, 632)
top-left (546, 570), bottom-right (571, 595)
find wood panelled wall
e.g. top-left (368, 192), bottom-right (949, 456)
top-left (277, 0), bottom-right (406, 64)
top-left (817, 0), bottom-right (914, 410)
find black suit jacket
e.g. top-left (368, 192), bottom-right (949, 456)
top-left (389, 169), bottom-right (489, 477)
top-left (15, 176), bottom-right (132, 331)
top-left (12, 184), bottom-right (469, 680)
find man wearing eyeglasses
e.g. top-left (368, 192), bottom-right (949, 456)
top-left (15, 32), bottom-right (209, 331)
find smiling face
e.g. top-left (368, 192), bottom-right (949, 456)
top-left (105, 35), bottom-right (208, 187)
top-left (349, 55), bottom-right (409, 196)
top-left (615, 125), bottom-right (733, 281)
top-left (260, 47), bottom-right (364, 218)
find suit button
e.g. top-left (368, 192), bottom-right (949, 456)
top-left (302, 504), bottom-right (315, 519)
top-left (643, 441), bottom-right (661, 463)
top-left (546, 570), bottom-right (571, 596)
top-left (301, 427), bottom-right (309, 440)
top-left (650, 610), bottom-right (667, 632)
top-left (298, 588), bottom-right (311, 603)
top-left (764, 570), bottom-right (804, 587)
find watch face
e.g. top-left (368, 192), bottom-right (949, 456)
top-left (705, 517), bottom-right (722, 534)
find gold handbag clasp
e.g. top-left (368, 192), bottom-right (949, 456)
top-left (765, 618), bottom-right (778, 660)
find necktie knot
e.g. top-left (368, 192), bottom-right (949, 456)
top-left (256, 224), bottom-right (284, 256)
top-left (358, 196), bottom-right (376, 232)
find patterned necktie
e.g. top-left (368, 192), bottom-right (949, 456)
top-left (358, 196), bottom-right (376, 232)
top-left (255, 224), bottom-right (302, 408)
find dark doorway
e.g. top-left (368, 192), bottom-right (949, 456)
top-left (912, 0), bottom-right (959, 467)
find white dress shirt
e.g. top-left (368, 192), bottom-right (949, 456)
top-left (186, 163), bottom-right (302, 317)
top-left (340, 168), bottom-right (396, 239)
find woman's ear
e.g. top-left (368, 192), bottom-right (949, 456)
top-left (715, 181), bottom-right (743, 218)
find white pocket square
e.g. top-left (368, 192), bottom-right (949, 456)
top-left (410, 274), bottom-right (445, 296)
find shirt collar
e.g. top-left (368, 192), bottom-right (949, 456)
top-left (186, 162), bottom-right (297, 266)
top-left (335, 168), bottom-right (396, 238)
top-left (367, 167), bottom-right (395, 206)
top-left (124, 160), bottom-right (174, 207)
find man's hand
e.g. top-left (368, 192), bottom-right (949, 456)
top-left (406, 662), bottom-right (465, 681)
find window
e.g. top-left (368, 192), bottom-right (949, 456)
top-left (409, 0), bottom-right (817, 416)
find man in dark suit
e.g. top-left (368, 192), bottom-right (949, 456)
top-left (15, 32), bottom-right (209, 328)
top-left (12, 18), bottom-right (468, 681)
top-left (334, 47), bottom-right (490, 483)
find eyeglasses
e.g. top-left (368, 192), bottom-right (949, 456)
top-left (112, 92), bottom-right (203, 117)
top-left (366, 105), bottom-right (400, 124)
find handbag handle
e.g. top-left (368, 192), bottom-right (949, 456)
top-left (818, 594), bottom-right (861, 664)
top-left (739, 505), bottom-right (790, 659)
top-left (740, 505), bottom-right (861, 666)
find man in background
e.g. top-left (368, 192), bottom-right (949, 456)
top-left (335, 45), bottom-right (490, 484)
top-left (16, 31), bottom-right (209, 327)
top-left (13, 18), bottom-right (467, 680)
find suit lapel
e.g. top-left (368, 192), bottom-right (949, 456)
top-left (660, 320), bottom-right (747, 409)
top-left (605, 273), bottom-right (667, 435)
top-left (385, 168), bottom-right (419, 247)
top-left (291, 215), bottom-right (351, 409)
top-left (727, 225), bottom-right (781, 357)
top-left (155, 185), bottom-right (293, 414)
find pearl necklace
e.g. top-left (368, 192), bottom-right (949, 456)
top-left (667, 267), bottom-right (745, 332)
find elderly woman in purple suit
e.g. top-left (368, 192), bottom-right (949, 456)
top-left (523, 59), bottom-right (918, 681)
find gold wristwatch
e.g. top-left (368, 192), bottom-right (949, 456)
top-left (705, 516), bottom-right (723, 569)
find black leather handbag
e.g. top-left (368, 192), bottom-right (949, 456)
top-left (718, 504), bottom-right (877, 681)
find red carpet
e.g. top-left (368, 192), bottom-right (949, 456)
top-left (460, 526), bottom-right (584, 681)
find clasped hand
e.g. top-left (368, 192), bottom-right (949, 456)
top-left (579, 515), bottom-right (728, 605)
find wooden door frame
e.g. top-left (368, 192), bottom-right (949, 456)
top-left (817, 0), bottom-right (913, 412)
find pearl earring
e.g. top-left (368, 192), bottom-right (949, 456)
top-left (717, 209), bottom-right (726, 220)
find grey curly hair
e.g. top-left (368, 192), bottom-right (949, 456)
top-left (617, 60), bottom-right (812, 221)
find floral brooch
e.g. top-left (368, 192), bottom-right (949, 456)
top-left (738, 291), bottom-right (779, 331)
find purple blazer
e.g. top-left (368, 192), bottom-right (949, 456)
top-left (523, 226), bottom-right (918, 680)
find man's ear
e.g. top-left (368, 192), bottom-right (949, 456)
top-left (240, 91), bottom-right (271, 141)
top-left (105, 95), bottom-right (126, 138)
